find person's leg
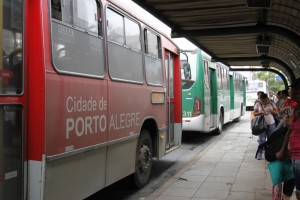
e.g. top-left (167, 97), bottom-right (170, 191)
top-left (283, 178), bottom-right (295, 200)
top-left (293, 159), bottom-right (300, 199)
top-left (257, 132), bottom-right (266, 159)
top-left (296, 191), bottom-right (300, 200)
top-left (267, 123), bottom-right (277, 138)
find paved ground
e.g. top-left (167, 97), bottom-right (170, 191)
top-left (146, 114), bottom-right (297, 200)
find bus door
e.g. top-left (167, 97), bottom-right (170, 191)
top-left (203, 60), bottom-right (211, 131)
top-left (0, 1), bottom-right (24, 199)
top-left (229, 75), bottom-right (235, 119)
top-left (210, 68), bottom-right (218, 128)
top-left (165, 52), bottom-right (175, 148)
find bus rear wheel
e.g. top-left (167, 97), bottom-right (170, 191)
top-left (216, 113), bottom-right (223, 134)
top-left (132, 129), bottom-right (153, 188)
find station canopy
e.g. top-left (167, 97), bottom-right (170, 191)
top-left (132, 0), bottom-right (300, 83)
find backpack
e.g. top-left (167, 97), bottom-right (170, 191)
top-left (255, 126), bottom-right (289, 162)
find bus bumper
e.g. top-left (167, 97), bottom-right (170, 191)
top-left (182, 115), bottom-right (205, 132)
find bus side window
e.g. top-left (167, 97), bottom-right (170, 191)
top-left (51, 0), bottom-right (73, 24)
top-left (106, 8), bottom-right (125, 44)
top-left (51, 0), bottom-right (62, 21)
top-left (74, 0), bottom-right (99, 35)
top-left (145, 30), bottom-right (160, 58)
top-left (144, 29), bottom-right (163, 86)
top-left (125, 18), bottom-right (141, 51)
top-left (51, 0), bottom-right (101, 36)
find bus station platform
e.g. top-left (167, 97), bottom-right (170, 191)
top-left (146, 114), bottom-right (296, 200)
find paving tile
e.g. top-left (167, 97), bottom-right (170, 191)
top-left (210, 168), bottom-right (239, 177)
top-left (193, 189), bottom-right (229, 199)
top-left (155, 196), bottom-right (190, 200)
top-left (184, 169), bottom-right (212, 176)
top-left (171, 180), bottom-right (204, 189)
top-left (161, 187), bottom-right (198, 198)
top-left (179, 174), bottom-right (208, 182)
top-left (205, 176), bottom-right (235, 184)
top-left (227, 191), bottom-right (255, 200)
top-left (198, 182), bottom-right (232, 191)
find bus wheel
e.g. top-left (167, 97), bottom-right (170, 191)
top-left (132, 129), bottom-right (153, 188)
top-left (216, 114), bottom-right (223, 134)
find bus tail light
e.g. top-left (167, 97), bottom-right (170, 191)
top-left (192, 97), bottom-right (201, 116)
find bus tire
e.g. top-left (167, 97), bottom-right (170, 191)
top-left (216, 113), bottom-right (223, 134)
top-left (132, 129), bottom-right (153, 188)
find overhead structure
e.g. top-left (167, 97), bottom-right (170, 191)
top-left (132, 0), bottom-right (300, 83)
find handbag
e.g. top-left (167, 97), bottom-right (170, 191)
top-left (251, 103), bottom-right (267, 136)
top-left (268, 160), bottom-right (294, 186)
top-left (251, 115), bottom-right (267, 136)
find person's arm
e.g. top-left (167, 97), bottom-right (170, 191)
top-left (253, 108), bottom-right (261, 116)
top-left (279, 106), bottom-right (290, 114)
top-left (253, 104), bottom-right (263, 116)
top-left (270, 103), bottom-right (279, 116)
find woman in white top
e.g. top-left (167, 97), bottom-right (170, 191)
top-left (253, 92), bottom-right (278, 159)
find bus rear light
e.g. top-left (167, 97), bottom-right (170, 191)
top-left (192, 97), bottom-right (201, 117)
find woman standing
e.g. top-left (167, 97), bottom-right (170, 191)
top-left (253, 92), bottom-right (278, 160)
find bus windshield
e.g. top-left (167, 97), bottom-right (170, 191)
top-left (246, 80), bottom-right (269, 108)
top-left (246, 81), bottom-right (267, 93)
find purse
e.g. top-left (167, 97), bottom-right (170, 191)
top-left (251, 115), bottom-right (267, 135)
top-left (251, 103), bottom-right (267, 136)
top-left (268, 160), bottom-right (294, 186)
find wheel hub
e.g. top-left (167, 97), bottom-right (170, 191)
top-left (138, 144), bottom-right (152, 174)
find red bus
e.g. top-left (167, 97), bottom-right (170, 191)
top-left (0, 0), bottom-right (182, 199)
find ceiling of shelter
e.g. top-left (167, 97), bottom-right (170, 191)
top-left (132, 0), bottom-right (300, 83)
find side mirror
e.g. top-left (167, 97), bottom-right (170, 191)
top-left (183, 63), bottom-right (191, 80)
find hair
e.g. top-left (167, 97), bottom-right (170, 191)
top-left (281, 89), bottom-right (289, 97)
top-left (276, 91), bottom-right (281, 96)
top-left (257, 91), bottom-right (263, 95)
top-left (260, 93), bottom-right (268, 99)
top-left (290, 78), bottom-right (300, 90)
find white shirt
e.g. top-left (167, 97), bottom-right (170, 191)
top-left (254, 102), bottom-right (275, 125)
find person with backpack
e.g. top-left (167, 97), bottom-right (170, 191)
top-left (253, 92), bottom-right (278, 160)
top-left (277, 78), bottom-right (300, 200)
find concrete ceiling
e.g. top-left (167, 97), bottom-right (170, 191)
top-left (132, 0), bottom-right (300, 84)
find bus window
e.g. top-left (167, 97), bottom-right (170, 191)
top-left (144, 29), bottom-right (163, 86)
top-left (63, 0), bottom-right (74, 25)
top-left (74, 0), bottom-right (99, 34)
top-left (145, 30), bottom-right (161, 58)
top-left (51, 0), bottom-right (62, 21)
top-left (107, 8), bottom-right (143, 82)
top-left (125, 18), bottom-right (141, 51)
top-left (107, 8), bottom-right (125, 44)
top-left (1, 0), bottom-right (23, 95)
top-left (51, 0), bottom-right (105, 77)
top-left (217, 65), bottom-right (222, 90)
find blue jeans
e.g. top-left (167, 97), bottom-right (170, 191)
top-left (257, 123), bottom-right (276, 158)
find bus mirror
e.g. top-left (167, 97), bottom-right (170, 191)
top-left (183, 63), bottom-right (191, 80)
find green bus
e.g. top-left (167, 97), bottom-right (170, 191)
top-left (181, 49), bottom-right (246, 133)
